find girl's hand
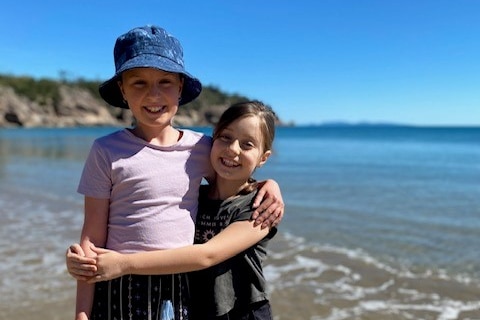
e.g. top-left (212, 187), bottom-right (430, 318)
top-left (86, 246), bottom-right (128, 283)
top-left (252, 179), bottom-right (284, 229)
top-left (66, 243), bottom-right (97, 281)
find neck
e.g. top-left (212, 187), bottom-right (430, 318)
top-left (210, 178), bottom-right (249, 200)
top-left (131, 125), bottom-right (181, 146)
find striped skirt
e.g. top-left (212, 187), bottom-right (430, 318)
top-left (91, 273), bottom-right (191, 320)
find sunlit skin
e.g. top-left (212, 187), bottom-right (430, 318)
top-left (119, 68), bottom-right (184, 145)
top-left (65, 112), bottom-right (275, 288)
top-left (210, 115), bottom-right (271, 200)
top-left (117, 68), bottom-right (282, 224)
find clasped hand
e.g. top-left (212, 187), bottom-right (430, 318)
top-left (66, 244), bottom-right (124, 283)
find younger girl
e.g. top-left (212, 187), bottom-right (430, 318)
top-left (68, 101), bottom-right (279, 320)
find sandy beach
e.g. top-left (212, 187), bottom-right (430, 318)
top-left (1, 244), bottom-right (480, 320)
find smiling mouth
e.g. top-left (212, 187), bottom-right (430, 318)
top-left (144, 105), bottom-right (166, 113)
top-left (221, 158), bottom-right (240, 167)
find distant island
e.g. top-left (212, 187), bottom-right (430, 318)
top-left (316, 121), bottom-right (409, 127)
top-left (0, 73), bottom-right (285, 128)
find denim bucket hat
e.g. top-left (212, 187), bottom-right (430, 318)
top-left (99, 25), bottom-right (202, 108)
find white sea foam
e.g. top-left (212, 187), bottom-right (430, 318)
top-left (265, 255), bottom-right (329, 289)
top-left (0, 186), bottom-right (81, 307)
top-left (358, 300), bottom-right (480, 320)
top-left (265, 231), bottom-right (480, 319)
top-left (310, 299), bottom-right (480, 320)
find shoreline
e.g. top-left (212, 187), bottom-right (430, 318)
top-left (2, 246), bottom-right (480, 320)
top-left (2, 281), bottom-right (479, 320)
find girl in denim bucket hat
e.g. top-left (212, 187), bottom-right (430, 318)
top-left (99, 25), bottom-right (202, 108)
top-left (68, 25), bottom-right (284, 320)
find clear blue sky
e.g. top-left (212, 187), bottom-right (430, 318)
top-left (1, 0), bottom-right (479, 126)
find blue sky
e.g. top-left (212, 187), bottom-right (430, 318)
top-left (1, 1), bottom-right (479, 126)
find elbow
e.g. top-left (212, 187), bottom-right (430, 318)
top-left (195, 246), bottom-right (222, 269)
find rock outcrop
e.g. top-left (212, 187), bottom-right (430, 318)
top-left (0, 85), bottom-right (127, 127)
top-left (0, 83), bottom-right (283, 128)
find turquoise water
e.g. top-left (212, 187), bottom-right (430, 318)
top-left (1, 125), bottom-right (479, 319)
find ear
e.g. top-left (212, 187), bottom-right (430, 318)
top-left (257, 150), bottom-right (272, 168)
top-left (178, 75), bottom-right (184, 96)
top-left (117, 80), bottom-right (126, 100)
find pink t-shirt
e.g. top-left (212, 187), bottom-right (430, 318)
top-left (77, 128), bottom-right (214, 253)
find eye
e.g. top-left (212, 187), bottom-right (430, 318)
top-left (241, 141), bottom-right (255, 150)
top-left (159, 78), bottom-right (174, 86)
top-left (219, 134), bottom-right (232, 142)
top-left (159, 74), bottom-right (180, 86)
top-left (131, 79), bottom-right (147, 87)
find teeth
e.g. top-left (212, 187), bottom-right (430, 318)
top-left (145, 106), bottom-right (163, 112)
top-left (221, 158), bottom-right (239, 167)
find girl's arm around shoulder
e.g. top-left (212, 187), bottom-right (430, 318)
top-left (88, 219), bottom-right (273, 283)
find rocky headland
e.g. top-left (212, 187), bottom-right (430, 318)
top-left (0, 75), bottom-right (282, 128)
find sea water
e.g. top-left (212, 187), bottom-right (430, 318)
top-left (0, 125), bottom-right (479, 319)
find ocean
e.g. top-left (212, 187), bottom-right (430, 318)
top-left (0, 125), bottom-right (479, 320)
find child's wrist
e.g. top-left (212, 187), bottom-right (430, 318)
top-left (122, 254), bottom-right (133, 275)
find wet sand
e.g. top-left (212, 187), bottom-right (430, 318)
top-left (2, 251), bottom-right (479, 320)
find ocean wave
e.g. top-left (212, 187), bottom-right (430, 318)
top-left (265, 232), bottom-right (480, 319)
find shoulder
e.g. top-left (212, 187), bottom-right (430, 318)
top-left (180, 129), bottom-right (212, 145)
top-left (87, 129), bottom-right (142, 161)
top-left (223, 190), bottom-right (258, 220)
top-left (93, 128), bottom-right (130, 146)
top-left (178, 129), bottom-right (213, 160)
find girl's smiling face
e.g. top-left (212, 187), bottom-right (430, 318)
top-left (211, 115), bottom-right (271, 185)
top-left (119, 67), bottom-right (183, 129)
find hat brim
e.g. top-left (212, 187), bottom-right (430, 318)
top-left (99, 54), bottom-right (202, 109)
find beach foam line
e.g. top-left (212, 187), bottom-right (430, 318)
top-left (271, 231), bottom-right (479, 285)
top-left (265, 231), bottom-right (480, 319)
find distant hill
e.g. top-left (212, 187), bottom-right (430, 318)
top-left (0, 74), bottom-right (281, 128)
top-left (318, 121), bottom-right (408, 127)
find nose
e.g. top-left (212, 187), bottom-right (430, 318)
top-left (147, 83), bottom-right (163, 98)
top-left (227, 139), bottom-right (241, 155)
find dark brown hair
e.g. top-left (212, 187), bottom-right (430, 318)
top-left (213, 100), bottom-right (277, 193)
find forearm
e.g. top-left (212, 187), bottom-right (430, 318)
top-left (75, 280), bottom-right (94, 320)
top-left (123, 221), bottom-right (268, 275)
top-left (74, 196), bottom-right (108, 317)
top-left (94, 221), bottom-right (268, 280)
top-left (123, 245), bottom-right (217, 275)
top-left (74, 240), bottom-right (99, 319)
